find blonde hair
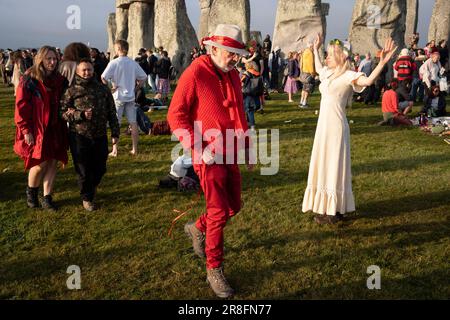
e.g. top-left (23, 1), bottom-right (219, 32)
top-left (327, 44), bottom-right (351, 80)
top-left (29, 46), bottom-right (59, 82)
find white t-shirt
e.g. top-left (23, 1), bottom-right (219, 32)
top-left (101, 56), bottom-right (147, 102)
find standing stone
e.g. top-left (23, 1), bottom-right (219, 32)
top-left (127, 0), bottom-right (155, 59)
top-left (200, 0), bottom-right (250, 44)
top-left (428, 0), bottom-right (450, 51)
top-left (404, 0), bottom-right (418, 46)
top-left (107, 13), bottom-right (117, 58)
top-left (272, 0), bottom-right (327, 57)
top-left (115, 6), bottom-right (129, 43)
top-left (199, 0), bottom-right (213, 40)
top-left (154, 0), bottom-right (199, 73)
top-left (321, 3), bottom-right (330, 43)
top-left (349, 0), bottom-right (407, 56)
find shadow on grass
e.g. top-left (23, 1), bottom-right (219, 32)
top-left (274, 268), bottom-right (449, 299)
top-left (359, 190), bottom-right (450, 218)
top-left (353, 153), bottom-right (449, 175)
top-left (0, 244), bottom-right (143, 287)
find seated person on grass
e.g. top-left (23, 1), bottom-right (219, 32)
top-left (380, 79), bottom-right (413, 126)
top-left (395, 78), bottom-right (414, 115)
top-left (421, 84), bottom-right (447, 117)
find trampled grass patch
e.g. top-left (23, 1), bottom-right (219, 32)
top-left (0, 84), bottom-right (449, 299)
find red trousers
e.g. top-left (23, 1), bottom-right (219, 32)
top-left (194, 163), bottom-right (242, 269)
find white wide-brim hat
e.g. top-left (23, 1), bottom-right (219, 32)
top-left (399, 48), bottom-right (410, 57)
top-left (203, 24), bottom-right (249, 56)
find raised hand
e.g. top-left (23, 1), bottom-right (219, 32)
top-left (380, 37), bottom-right (398, 65)
top-left (314, 33), bottom-right (323, 51)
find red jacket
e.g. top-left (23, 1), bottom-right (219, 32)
top-left (14, 73), bottom-right (68, 167)
top-left (381, 89), bottom-right (399, 114)
top-left (167, 55), bottom-right (249, 162)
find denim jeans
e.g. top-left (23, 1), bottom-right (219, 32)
top-left (410, 78), bottom-right (424, 102)
top-left (244, 96), bottom-right (259, 127)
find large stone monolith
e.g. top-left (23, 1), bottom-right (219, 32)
top-left (107, 13), bottom-right (117, 58)
top-left (154, 0), bottom-right (199, 74)
top-left (348, 0), bottom-right (407, 55)
top-left (404, 0), bottom-right (418, 46)
top-left (199, 0), bottom-right (250, 44)
top-left (272, 0), bottom-right (328, 57)
top-left (127, 0), bottom-right (155, 59)
top-left (428, 0), bottom-right (450, 57)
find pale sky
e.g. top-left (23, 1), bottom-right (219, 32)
top-left (0, 0), bottom-right (436, 51)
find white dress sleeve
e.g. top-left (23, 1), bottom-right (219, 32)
top-left (318, 66), bottom-right (329, 81)
top-left (345, 70), bottom-right (366, 93)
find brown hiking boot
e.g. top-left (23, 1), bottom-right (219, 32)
top-left (206, 267), bottom-right (235, 298)
top-left (184, 222), bottom-right (205, 258)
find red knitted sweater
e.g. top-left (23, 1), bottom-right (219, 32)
top-left (167, 55), bottom-right (249, 161)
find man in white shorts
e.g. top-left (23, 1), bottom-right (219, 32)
top-left (102, 39), bottom-right (147, 156)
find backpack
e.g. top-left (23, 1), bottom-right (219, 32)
top-left (242, 72), bottom-right (264, 97)
top-left (151, 120), bottom-right (171, 135)
top-left (136, 107), bottom-right (152, 134)
top-left (169, 65), bottom-right (177, 80)
top-left (177, 176), bottom-right (200, 192)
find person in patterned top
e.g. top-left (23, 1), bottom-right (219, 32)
top-left (61, 58), bottom-right (120, 211)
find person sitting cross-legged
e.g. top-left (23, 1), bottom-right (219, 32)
top-left (379, 79), bottom-right (412, 126)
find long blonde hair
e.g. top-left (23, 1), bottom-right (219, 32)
top-left (327, 44), bottom-right (351, 81)
top-left (29, 46), bottom-right (59, 82)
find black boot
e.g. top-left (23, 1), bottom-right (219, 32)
top-left (26, 186), bottom-right (39, 208)
top-left (41, 194), bottom-right (57, 211)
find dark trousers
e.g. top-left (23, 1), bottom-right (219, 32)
top-left (0, 64), bottom-right (8, 84)
top-left (69, 132), bottom-right (108, 202)
top-left (270, 71), bottom-right (279, 90)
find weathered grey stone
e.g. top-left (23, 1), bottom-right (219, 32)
top-left (201, 0), bottom-right (250, 44)
top-left (198, 0), bottom-right (213, 40)
top-left (107, 13), bottom-right (117, 58)
top-left (127, 0), bottom-right (154, 59)
top-left (348, 0), bottom-right (407, 55)
top-left (405, 0), bottom-right (418, 46)
top-left (116, 0), bottom-right (132, 9)
top-left (272, 0), bottom-right (327, 56)
top-left (428, 0), bottom-right (450, 48)
top-left (321, 3), bottom-right (329, 42)
top-left (154, 0), bottom-right (199, 73)
top-left (115, 7), bottom-right (129, 43)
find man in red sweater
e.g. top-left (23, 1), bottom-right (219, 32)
top-left (167, 24), bottom-right (253, 298)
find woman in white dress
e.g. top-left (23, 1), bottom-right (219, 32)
top-left (302, 35), bottom-right (397, 224)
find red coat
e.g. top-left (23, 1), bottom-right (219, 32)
top-left (167, 55), bottom-right (249, 163)
top-left (14, 73), bottom-right (68, 169)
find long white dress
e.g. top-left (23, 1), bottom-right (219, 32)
top-left (302, 67), bottom-right (365, 216)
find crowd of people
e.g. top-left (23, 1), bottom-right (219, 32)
top-left (5, 39), bottom-right (178, 213)
top-left (221, 32), bottom-right (449, 130)
top-left (2, 23), bottom-right (449, 300)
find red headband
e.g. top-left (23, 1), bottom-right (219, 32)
top-left (202, 36), bottom-right (245, 50)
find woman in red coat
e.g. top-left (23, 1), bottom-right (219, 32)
top-left (14, 46), bottom-right (68, 211)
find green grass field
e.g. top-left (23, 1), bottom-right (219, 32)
top-left (0, 83), bottom-right (449, 299)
